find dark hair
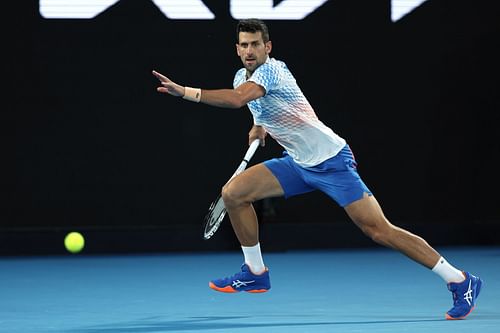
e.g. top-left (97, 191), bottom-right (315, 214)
top-left (236, 19), bottom-right (270, 43)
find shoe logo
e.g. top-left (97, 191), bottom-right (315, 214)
top-left (464, 279), bottom-right (473, 306)
top-left (232, 280), bottom-right (255, 288)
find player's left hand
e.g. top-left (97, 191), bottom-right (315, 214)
top-left (152, 70), bottom-right (184, 97)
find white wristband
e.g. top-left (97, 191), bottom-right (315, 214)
top-left (183, 87), bottom-right (201, 103)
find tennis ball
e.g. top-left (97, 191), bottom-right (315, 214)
top-left (64, 231), bottom-right (85, 254)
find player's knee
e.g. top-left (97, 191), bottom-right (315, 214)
top-left (370, 230), bottom-right (389, 246)
top-left (361, 223), bottom-right (390, 246)
top-left (221, 184), bottom-right (245, 208)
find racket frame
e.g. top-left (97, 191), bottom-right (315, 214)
top-left (202, 139), bottom-right (260, 240)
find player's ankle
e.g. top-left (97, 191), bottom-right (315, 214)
top-left (248, 266), bottom-right (267, 275)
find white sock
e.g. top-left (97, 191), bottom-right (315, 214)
top-left (241, 243), bottom-right (266, 275)
top-left (431, 257), bottom-right (465, 283)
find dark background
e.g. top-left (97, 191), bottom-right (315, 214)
top-left (5, 0), bottom-right (500, 255)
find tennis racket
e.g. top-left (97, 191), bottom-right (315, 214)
top-left (202, 139), bottom-right (261, 240)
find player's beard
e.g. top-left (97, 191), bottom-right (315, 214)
top-left (243, 58), bottom-right (260, 74)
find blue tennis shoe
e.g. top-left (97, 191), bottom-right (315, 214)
top-left (446, 272), bottom-right (482, 320)
top-left (209, 264), bottom-right (271, 293)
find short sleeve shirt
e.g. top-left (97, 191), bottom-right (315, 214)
top-left (233, 57), bottom-right (346, 167)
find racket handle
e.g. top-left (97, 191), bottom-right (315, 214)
top-left (244, 139), bottom-right (260, 162)
top-left (227, 139), bottom-right (261, 182)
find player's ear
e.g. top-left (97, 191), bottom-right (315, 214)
top-left (236, 44), bottom-right (241, 56)
top-left (265, 41), bottom-right (272, 54)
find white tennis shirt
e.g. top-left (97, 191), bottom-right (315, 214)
top-left (233, 57), bottom-right (346, 167)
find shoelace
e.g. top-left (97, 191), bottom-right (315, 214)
top-left (219, 269), bottom-right (246, 283)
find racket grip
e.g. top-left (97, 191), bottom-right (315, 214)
top-left (244, 139), bottom-right (260, 162)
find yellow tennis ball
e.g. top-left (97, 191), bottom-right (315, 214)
top-left (64, 232), bottom-right (85, 254)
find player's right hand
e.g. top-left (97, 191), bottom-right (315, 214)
top-left (249, 125), bottom-right (267, 147)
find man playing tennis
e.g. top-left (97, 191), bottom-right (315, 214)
top-left (153, 19), bottom-right (481, 320)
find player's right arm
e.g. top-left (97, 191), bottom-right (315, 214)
top-left (152, 70), bottom-right (265, 109)
top-left (249, 125), bottom-right (267, 147)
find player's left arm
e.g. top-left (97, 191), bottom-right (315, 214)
top-left (153, 70), bottom-right (265, 109)
top-left (200, 82), bottom-right (264, 109)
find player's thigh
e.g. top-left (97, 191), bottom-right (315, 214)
top-left (224, 163), bottom-right (284, 201)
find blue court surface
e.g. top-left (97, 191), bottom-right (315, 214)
top-left (1, 246), bottom-right (499, 333)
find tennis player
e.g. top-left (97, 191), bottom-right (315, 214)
top-left (153, 19), bottom-right (482, 320)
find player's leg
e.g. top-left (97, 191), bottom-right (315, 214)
top-left (344, 194), bottom-right (483, 319)
top-left (333, 144), bottom-right (469, 281)
top-left (222, 163), bottom-right (284, 247)
top-left (310, 144), bottom-right (482, 319)
top-left (344, 194), bottom-right (440, 267)
top-left (313, 144), bottom-right (456, 270)
top-left (210, 156), bottom-right (313, 293)
top-left (209, 163), bottom-right (283, 293)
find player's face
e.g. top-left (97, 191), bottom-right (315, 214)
top-left (236, 32), bottom-right (272, 74)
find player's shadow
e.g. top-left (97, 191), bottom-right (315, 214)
top-left (70, 316), bottom-right (443, 332)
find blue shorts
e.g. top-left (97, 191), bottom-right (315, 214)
top-left (264, 144), bottom-right (372, 207)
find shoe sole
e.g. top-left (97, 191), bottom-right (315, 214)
top-left (209, 282), bottom-right (269, 293)
top-left (446, 306), bottom-right (475, 320)
top-left (445, 278), bottom-right (483, 320)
